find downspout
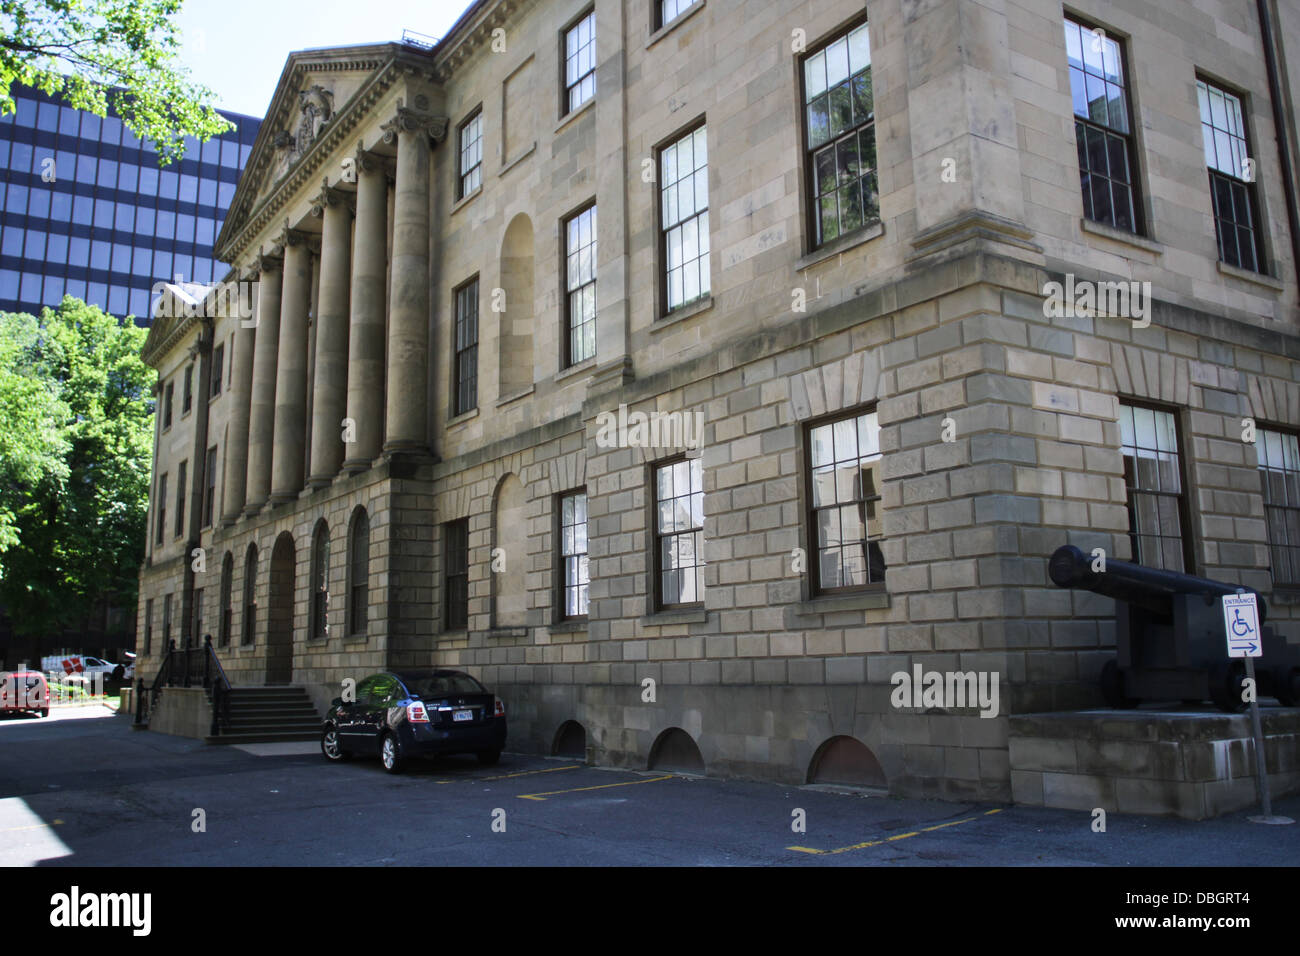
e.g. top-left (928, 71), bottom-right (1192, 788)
top-left (1257, 0), bottom-right (1300, 283)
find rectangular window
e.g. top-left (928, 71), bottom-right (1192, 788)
top-left (444, 519), bottom-right (469, 630)
top-left (203, 446), bottom-right (217, 529)
top-left (1256, 428), bottom-right (1300, 588)
top-left (653, 457), bottom-right (704, 608)
top-left (558, 492), bottom-right (589, 619)
top-left (803, 19), bottom-right (877, 247)
top-left (162, 594), bottom-right (172, 648)
top-left (656, 0), bottom-right (691, 30)
top-left (163, 382), bottom-right (174, 429)
top-left (453, 278), bottom-right (479, 416)
top-left (564, 10), bottom-right (596, 115)
top-left (175, 459), bottom-right (187, 538)
top-left (1198, 79), bottom-right (1263, 273)
top-left (211, 343), bottom-right (224, 397)
top-left (1064, 17), bottom-right (1141, 233)
top-left (808, 409), bottom-right (885, 592)
top-left (564, 204), bottom-right (597, 366)
top-left (1119, 402), bottom-right (1192, 572)
top-left (192, 587), bottom-right (204, 645)
top-left (182, 365), bottom-right (193, 414)
top-left (659, 124), bottom-right (710, 313)
top-left (458, 111), bottom-right (483, 199)
top-left (156, 473), bottom-right (167, 545)
top-left (144, 598), bottom-right (153, 655)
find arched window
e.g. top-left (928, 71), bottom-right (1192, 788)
top-left (242, 542), bottom-right (258, 645)
top-left (219, 552), bottom-right (234, 646)
top-left (347, 508), bottom-right (369, 638)
top-left (309, 520), bottom-right (330, 641)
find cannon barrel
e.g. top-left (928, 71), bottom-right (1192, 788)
top-left (1048, 545), bottom-right (1268, 622)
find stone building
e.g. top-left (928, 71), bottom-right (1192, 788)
top-left (138, 0), bottom-right (1300, 804)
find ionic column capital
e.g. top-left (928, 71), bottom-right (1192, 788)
top-left (311, 176), bottom-right (355, 218)
top-left (380, 105), bottom-right (449, 146)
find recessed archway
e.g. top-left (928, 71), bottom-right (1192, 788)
top-left (498, 213), bottom-right (534, 399)
top-left (807, 735), bottom-right (887, 788)
top-left (266, 531), bottom-right (295, 685)
top-left (648, 727), bottom-right (704, 774)
top-left (553, 720), bottom-right (587, 759)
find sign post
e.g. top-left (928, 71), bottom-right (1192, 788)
top-left (1222, 590), bottom-right (1291, 824)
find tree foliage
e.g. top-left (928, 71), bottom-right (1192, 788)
top-left (0, 0), bottom-right (232, 164)
top-left (0, 298), bottom-right (153, 641)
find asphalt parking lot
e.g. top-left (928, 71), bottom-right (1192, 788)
top-left (1, 706), bottom-right (1296, 867)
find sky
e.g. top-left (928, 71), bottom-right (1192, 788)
top-left (173, 0), bottom-right (474, 118)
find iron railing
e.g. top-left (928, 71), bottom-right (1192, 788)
top-left (133, 636), bottom-right (231, 735)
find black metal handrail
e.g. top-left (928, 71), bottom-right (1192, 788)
top-left (133, 636), bottom-right (231, 734)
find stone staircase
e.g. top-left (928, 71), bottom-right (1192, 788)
top-left (204, 686), bottom-right (321, 745)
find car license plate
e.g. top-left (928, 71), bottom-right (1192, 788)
top-left (453, 709), bottom-right (473, 722)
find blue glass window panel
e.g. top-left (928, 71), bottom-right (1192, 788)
top-left (179, 175), bottom-right (198, 204)
top-left (117, 163), bottom-right (137, 191)
top-left (176, 213), bottom-right (195, 243)
top-left (217, 181), bottom-right (235, 206)
top-left (0, 270), bottom-right (18, 298)
top-left (21, 272), bottom-right (42, 300)
top-left (50, 191), bottom-right (72, 221)
top-left (195, 218), bottom-right (214, 247)
top-left (65, 277), bottom-right (86, 301)
top-left (76, 154), bottom-right (97, 185)
top-left (87, 282), bottom-right (107, 309)
top-left (198, 178), bottom-right (217, 207)
top-left (15, 99), bottom-right (37, 127)
top-left (24, 229), bottom-right (46, 258)
top-left (114, 203), bottom-right (134, 232)
top-left (11, 142), bottom-right (33, 175)
top-left (73, 195), bottom-right (93, 224)
top-left (69, 236), bottom-right (90, 265)
top-left (58, 106), bottom-right (79, 137)
top-left (46, 232), bottom-right (68, 264)
top-left (155, 209), bottom-right (175, 237)
top-left (27, 189), bottom-right (50, 219)
top-left (133, 245), bottom-right (153, 275)
top-left (81, 113), bottom-right (101, 140)
top-left (97, 158), bottom-right (117, 189)
top-left (6, 183), bottom-right (28, 214)
top-left (138, 165), bottom-right (159, 194)
top-left (152, 248), bottom-right (172, 279)
top-left (112, 242), bottom-right (132, 273)
top-left (2, 229), bottom-right (24, 257)
top-left (41, 274), bottom-right (62, 306)
top-left (136, 206), bottom-right (155, 235)
top-left (159, 170), bottom-right (179, 200)
top-left (201, 138), bottom-right (220, 165)
top-left (108, 285), bottom-right (127, 315)
top-left (130, 287), bottom-right (148, 317)
top-left (90, 239), bottom-right (111, 270)
top-left (94, 199), bottom-right (114, 229)
top-left (37, 101), bottom-right (58, 131)
top-left (221, 139), bottom-right (239, 168)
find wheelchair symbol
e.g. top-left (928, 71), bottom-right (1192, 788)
top-left (1230, 608), bottom-right (1255, 637)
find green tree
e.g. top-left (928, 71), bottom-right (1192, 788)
top-left (0, 0), bottom-right (231, 164)
top-left (0, 299), bottom-right (153, 662)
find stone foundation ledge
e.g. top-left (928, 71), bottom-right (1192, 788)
top-left (1008, 708), bottom-right (1300, 820)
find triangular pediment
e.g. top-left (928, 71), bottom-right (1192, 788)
top-left (215, 42), bottom-right (435, 264)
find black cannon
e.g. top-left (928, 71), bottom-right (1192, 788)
top-left (1049, 544), bottom-right (1300, 712)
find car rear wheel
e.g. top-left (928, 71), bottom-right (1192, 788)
top-left (477, 749), bottom-right (501, 766)
top-left (381, 733), bottom-right (404, 774)
top-left (39, 708), bottom-right (48, 718)
top-left (321, 726), bottom-right (349, 761)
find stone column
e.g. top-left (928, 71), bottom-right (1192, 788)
top-left (309, 184), bottom-right (353, 487)
top-left (344, 150), bottom-right (389, 472)
top-left (381, 107), bottom-right (447, 454)
top-left (244, 255), bottom-right (282, 515)
top-left (270, 231), bottom-right (312, 503)
top-left (222, 267), bottom-right (257, 524)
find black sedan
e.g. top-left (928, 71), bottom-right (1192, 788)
top-left (321, 670), bottom-right (507, 773)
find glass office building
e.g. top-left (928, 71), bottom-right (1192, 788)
top-left (0, 85), bottom-right (261, 325)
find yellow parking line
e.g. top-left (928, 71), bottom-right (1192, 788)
top-left (0, 819), bottom-right (63, 834)
top-left (518, 774), bottom-right (675, 801)
top-left (435, 764), bottom-right (581, 784)
top-left (483, 765), bottom-right (580, 781)
top-left (788, 808), bottom-right (1002, 856)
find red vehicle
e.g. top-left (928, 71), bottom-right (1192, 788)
top-left (0, 671), bottom-right (50, 718)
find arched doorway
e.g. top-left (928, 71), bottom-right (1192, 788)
top-left (266, 531), bottom-right (295, 684)
top-left (807, 735), bottom-right (887, 788)
top-left (553, 720), bottom-right (587, 759)
top-left (648, 727), bottom-right (705, 774)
